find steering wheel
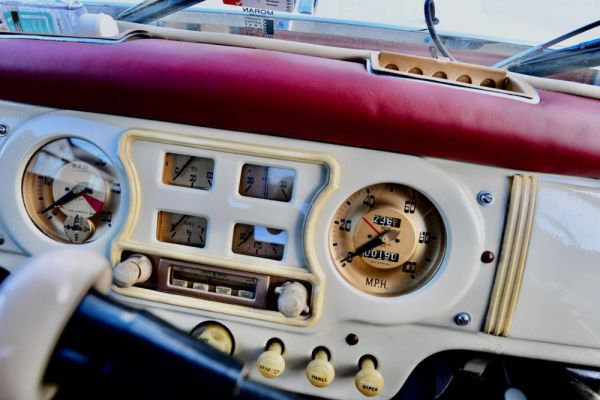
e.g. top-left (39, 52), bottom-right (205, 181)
top-left (0, 249), bottom-right (293, 400)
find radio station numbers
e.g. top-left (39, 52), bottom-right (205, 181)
top-left (163, 153), bottom-right (214, 190)
top-left (239, 164), bottom-right (295, 202)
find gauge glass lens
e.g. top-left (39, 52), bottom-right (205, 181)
top-left (157, 211), bottom-right (207, 248)
top-left (328, 183), bottom-right (446, 296)
top-left (239, 164), bottom-right (294, 202)
top-left (232, 223), bottom-right (286, 261)
top-left (22, 138), bottom-right (122, 243)
top-left (163, 153), bottom-right (214, 190)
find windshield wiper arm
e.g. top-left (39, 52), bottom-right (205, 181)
top-left (494, 19), bottom-right (600, 69)
top-left (118, 0), bottom-right (206, 24)
top-left (508, 37), bottom-right (600, 77)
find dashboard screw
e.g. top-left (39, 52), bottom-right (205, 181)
top-left (0, 124), bottom-right (7, 137)
top-left (481, 251), bottom-right (495, 263)
top-left (454, 312), bottom-right (471, 327)
top-left (345, 333), bottom-right (359, 346)
top-left (477, 191), bottom-right (494, 206)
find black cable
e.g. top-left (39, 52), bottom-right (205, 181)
top-left (424, 0), bottom-right (455, 61)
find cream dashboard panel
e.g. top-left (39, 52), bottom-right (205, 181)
top-left (1, 101), bottom-right (600, 399)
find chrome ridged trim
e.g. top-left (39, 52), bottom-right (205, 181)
top-left (484, 174), bottom-right (538, 336)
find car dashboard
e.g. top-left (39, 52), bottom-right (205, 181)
top-left (0, 35), bottom-right (600, 400)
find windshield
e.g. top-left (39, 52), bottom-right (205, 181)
top-left (3, 0), bottom-right (600, 86)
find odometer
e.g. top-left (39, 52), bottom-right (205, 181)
top-left (328, 183), bottom-right (446, 296)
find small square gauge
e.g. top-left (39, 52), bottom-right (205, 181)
top-left (232, 223), bottom-right (286, 261)
top-left (239, 164), bottom-right (295, 202)
top-left (163, 153), bottom-right (214, 190)
top-left (157, 211), bottom-right (207, 248)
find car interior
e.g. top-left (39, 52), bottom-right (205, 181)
top-left (0, 1), bottom-right (599, 399)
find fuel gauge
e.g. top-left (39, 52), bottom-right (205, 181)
top-left (157, 211), bottom-right (207, 248)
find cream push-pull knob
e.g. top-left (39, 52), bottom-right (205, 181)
top-left (306, 348), bottom-right (335, 387)
top-left (191, 322), bottom-right (234, 355)
top-left (256, 340), bottom-right (285, 378)
top-left (112, 254), bottom-right (152, 288)
top-left (275, 281), bottom-right (310, 318)
top-left (355, 356), bottom-right (384, 397)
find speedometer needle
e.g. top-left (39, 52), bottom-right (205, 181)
top-left (40, 182), bottom-right (87, 214)
top-left (340, 229), bottom-right (399, 263)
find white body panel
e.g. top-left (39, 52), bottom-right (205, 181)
top-left (510, 181), bottom-right (600, 348)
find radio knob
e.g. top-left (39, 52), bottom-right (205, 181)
top-left (256, 339), bottom-right (285, 378)
top-left (355, 356), bottom-right (384, 397)
top-left (306, 348), bottom-right (335, 387)
top-left (274, 281), bottom-right (309, 318)
top-left (112, 254), bottom-right (152, 288)
top-left (190, 322), bottom-right (234, 355)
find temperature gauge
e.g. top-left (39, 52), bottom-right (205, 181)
top-left (163, 153), bottom-right (214, 190)
top-left (157, 211), bottom-right (208, 248)
top-left (232, 223), bottom-right (286, 261)
top-left (239, 164), bottom-right (294, 202)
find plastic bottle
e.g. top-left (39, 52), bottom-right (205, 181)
top-left (0, 0), bottom-right (118, 37)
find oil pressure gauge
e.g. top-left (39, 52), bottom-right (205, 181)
top-left (328, 183), bottom-right (446, 296)
top-left (22, 138), bottom-right (121, 244)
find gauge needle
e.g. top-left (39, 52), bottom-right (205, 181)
top-left (169, 215), bottom-right (189, 237)
top-left (341, 229), bottom-right (400, 263)
top-left (172, 156), bottom-right (194, 181)
top-left (40, 182), bottom-right (87, 214)
top-left (238, 228), bottom-right (254, 246)
top-left (82, 193), bottom-right (104, 213)
top-left (362, 217), bottom-right (382, 235)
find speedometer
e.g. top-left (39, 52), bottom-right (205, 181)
top-left (22, 138), bottom-right (121, 244)
top-left (328, 183), bottom-right (446, 296)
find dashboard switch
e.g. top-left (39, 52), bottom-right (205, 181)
top-left (306, 347), bottom-right (335, 388)
top-left (190, 322), bottom-right (234, 355)
top-left (275, 281), bottom-right (309, 318)
top-left (256, 339), bottom-right (285, 378)
top-left (355, 356), bottom-right (384, 397)
top-left (112, 254), bottom-right (152, 288)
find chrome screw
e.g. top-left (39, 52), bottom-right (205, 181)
top-left (0, 124), bottom-right (7, 137)
top-left (477, 191), bottom-right (494, 206)
top-left (454, 312), bottom-right (471, 327)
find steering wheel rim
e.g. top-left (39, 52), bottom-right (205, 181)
top-left (0, 249), bottom-right (112, 400)
top-left (0, 250), bottom-right (291, 400)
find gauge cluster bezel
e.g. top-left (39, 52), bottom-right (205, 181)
top-left (111, 129), bottom-right (331, 326)
top-left (0, 111), bottom-right (486, 330)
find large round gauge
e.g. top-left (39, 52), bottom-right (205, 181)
top-left (22, 138), bottom-right (122, 244)
top-left (328, 183), bottom-right (446, 296)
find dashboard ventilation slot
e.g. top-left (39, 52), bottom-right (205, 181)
top-left (371, 52), bottom-right (539, 103)
top-left (484, 175), bottom-right (538, 336)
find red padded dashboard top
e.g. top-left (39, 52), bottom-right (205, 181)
top-left (0, 38), bottom-right (599, 178)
